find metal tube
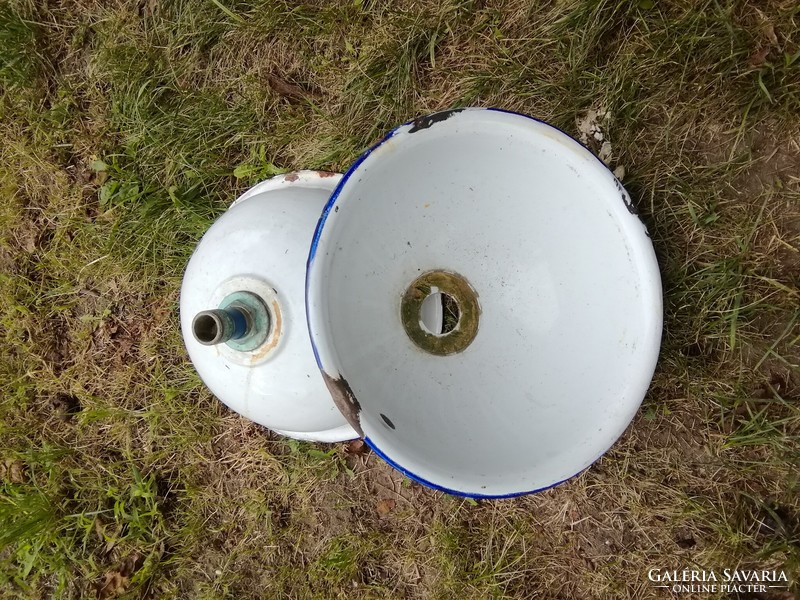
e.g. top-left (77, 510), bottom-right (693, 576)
top-left (192, 307), bottom-right (249, 345)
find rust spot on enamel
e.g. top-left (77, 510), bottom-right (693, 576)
top-left (248, 298), bottom-right (283, 362)
top-left (322, 372), bottom-right (363, 436)
top-left (316, 171), bottom-right (337, 178)
top-left (284, 172), bottom-right (300, 182)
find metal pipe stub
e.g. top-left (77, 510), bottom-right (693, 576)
top-left (192, 291), bottom-right (271, 351)
top-left (192, 308), bottom-right (246, 345)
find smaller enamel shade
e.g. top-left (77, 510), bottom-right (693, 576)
top-left (306, 109), bottom-right (662, 497)
top-left (180, 171), bottom-right (357, 442)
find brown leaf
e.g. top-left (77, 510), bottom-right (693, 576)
top-left (115, 336), bottom-right (135, 357)
top-left (266, 73), bottom-right (319, 103)
top-left (376, 498), bottom-right (396, 517)
top-left (344, 439), bottom-right (367, 455)
top-left (119, 552), bottom-right (143, 577)
top-left (18, 229), bottom-right (37, 254)
top-left (762, 23), bottom-right (779, 47)
top-left (94, 518), bottom-right (106, 542)
top-left (95, 553), bottom-right (143, 599)
top-left (96, 571), bottom-right (128, 600)
top-left (7, 459), bottom-right (26, 484)
top-left (749, 46), bottom-right (770, 67)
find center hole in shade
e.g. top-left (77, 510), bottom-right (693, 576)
top-left (420, 292), bottom-right (460, 336)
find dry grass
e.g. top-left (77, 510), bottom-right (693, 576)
top-left (1, 0), bottom-right (799, 598)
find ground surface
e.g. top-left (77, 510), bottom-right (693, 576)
top-left (1, 0), bottom-right (799, 598)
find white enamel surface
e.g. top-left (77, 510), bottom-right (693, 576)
top-left (271, 423), bottom-right (358, 443)
top-left (181, 172), bottom-right (357, 442)
top-left (307, 109), bottom-right (662, 496)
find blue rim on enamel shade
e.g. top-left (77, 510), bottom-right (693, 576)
top-left (363, 436), bottom-right (582, 500)
top-left (305, 107), bottom-right (650, 499)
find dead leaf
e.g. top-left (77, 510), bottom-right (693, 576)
top-left (18, 229), bottom-right (37, 254)
top-left (95, 552), bottom-right (143, 599)
top-left (762, 23), bottom-right (779, 47)
top-left (575, 108), bottom-right (609, 146)
top-left (376, 498), bottom-right (396, 517)
top-left (598, 141), bottom-right (613, 165)
top-left (119, 552), bottom-right (143, 577)
top-left (266, 74), bottom-right (319, 103)
top-left (5, 459), bottom-right (26, 483)
top-left (96, 571), bottom-right (128, 600)
top-left (94, 518), bottom-right (106, 542)
top-left (749, 46), bottom-right (771, 67)
top-left (115, 336), bottom-right (135, 357)
top-left (753, 7), bottom-right (779, 47)
top-left (344, 439), bottom-right (367, 455)
top-left (0, 247), bottom-right (14, 273)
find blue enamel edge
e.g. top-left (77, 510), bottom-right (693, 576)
top-left (305, 125), bottom-right (408, 369)
top-left (364, 436), bottom-right (586, 500)
top-left (305, 107), bottom-right (640, 498)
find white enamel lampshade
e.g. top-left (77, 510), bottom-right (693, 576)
top-left (306, 108), bottom-right (662, 497)
top-left (180, 171), bottom-right (358, 442)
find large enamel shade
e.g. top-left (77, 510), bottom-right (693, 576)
top-left (305, 109), bottom-right (662, 497)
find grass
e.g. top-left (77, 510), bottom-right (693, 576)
top-left (1, 0), bottom-right (799, 597)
